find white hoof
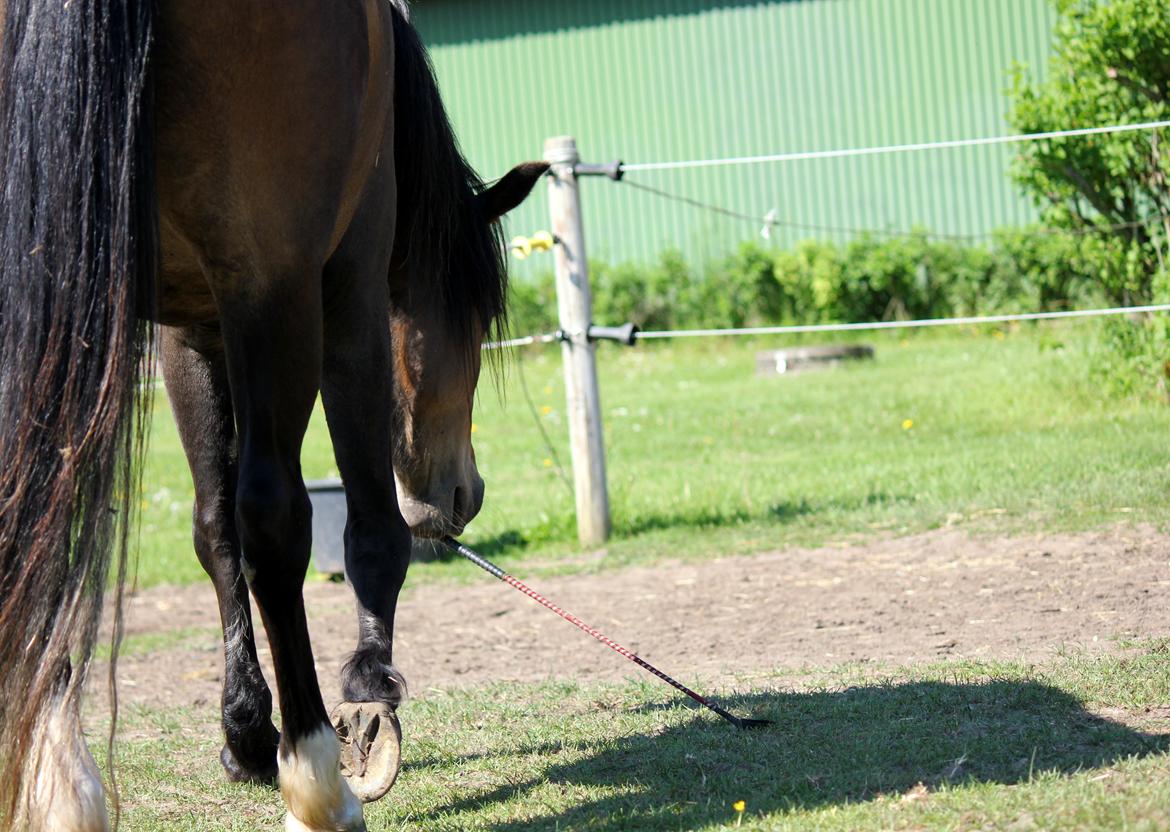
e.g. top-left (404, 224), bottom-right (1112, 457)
top-left (24, 703), bottom-right (109, 832)
top-left (280, 725), bottom-right (366, 832)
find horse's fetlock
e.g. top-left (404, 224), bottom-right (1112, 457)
top-left (341, 647), bottom-right (407, 707)
top-left (223, 670), bottom-right (273, 731)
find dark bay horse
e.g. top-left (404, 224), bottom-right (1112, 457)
top-left (0, 1), bottom-right (545, 829)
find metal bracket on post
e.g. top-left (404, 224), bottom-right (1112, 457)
top-left (587, 322), bottom-right (639, 346)
top-left (573, 160), bottom-right (624, 180)
top-left (544, 136), bottom-right (612, 546)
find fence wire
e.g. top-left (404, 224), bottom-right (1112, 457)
top-left (618, 120), bottom-right (1170, 173)
top-left (493, 119), bottom-right (1170, 348)
top-left (619, 178), bottom-right (1170, 243)
top-left (488, 305), bottom-right (1170, 350)
top-left (635, 304), bottom-right (1170, 340)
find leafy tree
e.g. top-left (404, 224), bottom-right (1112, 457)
top-left (1008, 0), bottom-right (1170, 305)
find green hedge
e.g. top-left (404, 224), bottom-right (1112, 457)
top-left (505, 228), bottom-right (1105, 337)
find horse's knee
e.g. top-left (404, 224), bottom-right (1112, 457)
top-left (235, 464), bottom-right (311, 583)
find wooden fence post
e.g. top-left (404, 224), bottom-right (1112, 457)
top-left (544, 135), bottom-right (611, 546)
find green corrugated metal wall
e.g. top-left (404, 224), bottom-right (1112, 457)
top-left (413, 0), bottom-right (1057, 272)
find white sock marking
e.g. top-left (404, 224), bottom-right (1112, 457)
top-left (23, 702), bottom-right (109, 832)
top-left (279, 724), bottom-right (365, 832)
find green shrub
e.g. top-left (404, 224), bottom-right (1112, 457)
top-left (772, 239), bottom-right (842, 322)
top-left (505, 271), bottom-right (558, 335)
top-left (1008, 0), bottom-right (1170, 307)
top-left (505, 230), bottom-right (1101, 339)
top-left (1088, 314), bottom-right (1170, 399)
top-left (503, 228), bottom-right (1170, 397)
top-left (593, 250), bottom-right (690, 330)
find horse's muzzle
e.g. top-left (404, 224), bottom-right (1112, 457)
top-left (397, 474), bottom-right (484, 539)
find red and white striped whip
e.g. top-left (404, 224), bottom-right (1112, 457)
top-left (441, 537), bottom-right (771, 730)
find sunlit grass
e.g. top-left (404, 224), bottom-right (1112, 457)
top-left (99, 645), bottom-right (1170, 830)
top-left (132, 321), bottom-right (1170, 589)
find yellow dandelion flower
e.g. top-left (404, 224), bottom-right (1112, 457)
top-left (541, 405), bottom-right (553, 415)
top-left (542, 458), bottom-right (553, 467)
top-left (902, 419), bottom-right (914, 431)
top-left (733, 800), bottom-right (746, 812)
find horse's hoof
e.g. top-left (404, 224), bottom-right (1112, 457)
top-left (329, 701), bottom-right (401, 803)
top-left (220, 738), bottom-right (279, 786)
top-left (285, 812), bottom-right (367, 832)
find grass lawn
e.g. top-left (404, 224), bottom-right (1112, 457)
top-left (99, 643), bottom-right (1170, 830)
top-left (132, 321), bottom-right (1170, 589)
top-left (101, 320), bottom-right (1170, 830)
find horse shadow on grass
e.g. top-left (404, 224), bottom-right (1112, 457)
top-left (421, 680), bottom-right (1169, 830)
top-left (457, 492), bottom-right (916, 561)
top-left (612, 494), bottom-right (910, 538)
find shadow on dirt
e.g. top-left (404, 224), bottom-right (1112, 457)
top-left (425, 679), bottom-right (1169, 830)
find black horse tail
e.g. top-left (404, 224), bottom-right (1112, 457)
top-left (0, 0), bottom-right (156, 827)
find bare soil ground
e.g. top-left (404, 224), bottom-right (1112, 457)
top-left (99, 525), bottom-right (1170, 716)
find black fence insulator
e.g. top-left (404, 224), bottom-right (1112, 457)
top-left (588, 322), bottom-right (639, 346)
top-left (573, 160), bottom-right (624, 180)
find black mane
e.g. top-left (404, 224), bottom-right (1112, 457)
top-left (390, 7), bottom-right (507, 349)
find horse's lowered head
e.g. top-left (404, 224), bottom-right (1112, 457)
top-left (390, 161), bottom-right (548, 538)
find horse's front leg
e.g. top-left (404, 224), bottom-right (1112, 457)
top-left (218, 275), bottom-right (364, 832)
top-left (319, 240), bottom-right (411, 804)
top-left (160, 325), bottom-right (280, 784)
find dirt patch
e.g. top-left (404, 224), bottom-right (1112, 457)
top-left (103, 525), bottom-right (1170, 714)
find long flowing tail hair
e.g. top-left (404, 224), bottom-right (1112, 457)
top-left (0, 0), bottom-right (156, 825)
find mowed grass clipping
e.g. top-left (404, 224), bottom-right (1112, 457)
top-left (132, 322), bottom-right (1170, 588)
top-left (99, 645), bottom-right (1170, 831)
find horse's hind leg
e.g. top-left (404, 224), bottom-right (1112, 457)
top-left (19, 684), bottom-right (108, 832)
top-left (160, 325), bottom-right (280, 784)
top-left (319, 228), bottom-right (410, 803)
top-left (216, 276), bottom-right (363, 832)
